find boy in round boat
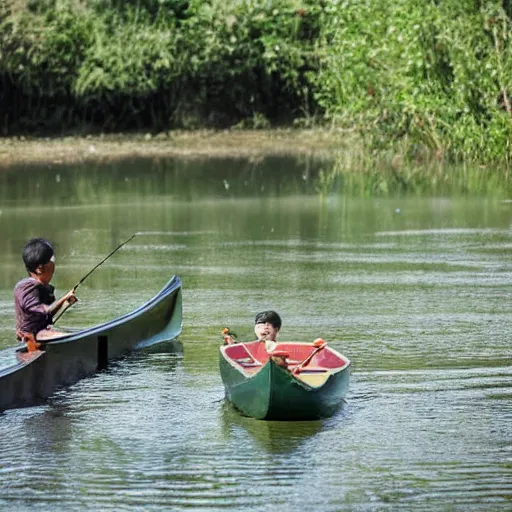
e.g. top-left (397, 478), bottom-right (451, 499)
top-left (14, 238), bottom-right (77, 347)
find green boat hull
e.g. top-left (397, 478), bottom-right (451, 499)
top-left (219, 352), bottom-right (350, 421)
top-left (0, 276), bottom-right (182, 412)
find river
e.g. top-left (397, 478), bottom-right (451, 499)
top-left (0, 156), bottom-right (510, 511)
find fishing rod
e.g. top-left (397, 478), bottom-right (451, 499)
top-left (72, 233), bottom-right (136, 291)
top-left (53, 234), bottom-right (137, 324)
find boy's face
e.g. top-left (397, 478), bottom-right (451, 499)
top-left (254, 321), bottom-right (279, 341)
top-left (35, 258), bottom-right (55, 285)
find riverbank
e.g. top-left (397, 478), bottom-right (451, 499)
top-left (0, 129), bottom-right (351, 168)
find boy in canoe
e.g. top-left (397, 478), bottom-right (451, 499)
top-left (254, 310), bottom-right (283, 354)
top-left (223, 310), bottom-right (282, 348)
top-left (255, 310), bottom-right (291, 367)
top-left (222, 310), bottom-right (288, 366)
top-left (14, 238), bottom-right (77, 349)
top-left (223, 310), bottom-right (282, 345)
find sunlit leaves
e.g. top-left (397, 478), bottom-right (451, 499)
top-left (315, 0), bottom-right (512, 162)
top-left (2, 0), bottom-right (323, 130)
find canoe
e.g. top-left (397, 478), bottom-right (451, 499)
top-left (219, 337), bottom-right (350, 420)
top-left (0, 275), bottom-right (182, 412)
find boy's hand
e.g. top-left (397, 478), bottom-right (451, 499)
top-left (63, 289), bottom-right (78, 305)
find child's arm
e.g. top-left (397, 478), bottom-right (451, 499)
top-left (46, 289), bottom-right (78, 317)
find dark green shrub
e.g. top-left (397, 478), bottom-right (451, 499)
top-left (314, 0), bottom-right (512, 162)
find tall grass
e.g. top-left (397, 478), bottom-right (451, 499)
top-left (313, 0), bottom-right (512, 164)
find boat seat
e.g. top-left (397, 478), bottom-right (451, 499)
top-left (295, 369), bottom-right (331, 388)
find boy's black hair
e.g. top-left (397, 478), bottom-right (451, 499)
top-left (254, 310), bottom-right (282, 329)
top-left (22, 238), bottom-right (54, 273)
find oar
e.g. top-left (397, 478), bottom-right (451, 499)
top-left (53, 234), bottom-right (137, 324)
top-left (292, 338), bottom-right (327, 374)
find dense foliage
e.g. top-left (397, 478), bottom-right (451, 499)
top-left (1, 0), bottom-right (511, 164)
top-left (0, 0), bottom-right (320, 132)
top-left (314, 0), bottom-right (512, 163)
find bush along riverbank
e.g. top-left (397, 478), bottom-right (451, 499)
top-left (0, 0), bottom-right (511, 167)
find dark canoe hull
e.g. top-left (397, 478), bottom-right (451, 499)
top-left (219, 346), bottom-right (350, 421)
top-left (0, 276), bottom-right (182, 412)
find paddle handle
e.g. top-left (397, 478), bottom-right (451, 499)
top-left (293, 339), bottom-right (327, 374)
top-left (222, 328), bottom-right (236, 345)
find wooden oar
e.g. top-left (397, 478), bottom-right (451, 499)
top-left (292, 338), bottom-right (327, 374)
top-left (53, 234), bottom-right (136, 324)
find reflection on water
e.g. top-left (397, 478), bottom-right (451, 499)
top-left (0, 155), bottom-right (324, 207)
top-left (221, 402), bottom-right (328, 454)
top-left (0, 156), bottom-right (511, 511)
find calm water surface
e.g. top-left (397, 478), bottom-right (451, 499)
top-left (0, 157), bottom-right (510, 511)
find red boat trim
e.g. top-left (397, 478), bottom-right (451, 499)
top-left (221, 340), bottom-right (351, 381)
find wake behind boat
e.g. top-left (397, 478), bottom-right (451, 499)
top-left (220, 334), bottom-right (350, 421)
top-left (0, 275), bottom-right (182, 412)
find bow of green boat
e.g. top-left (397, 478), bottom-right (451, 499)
top-left (219, 339), bottom-right (350, 420)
